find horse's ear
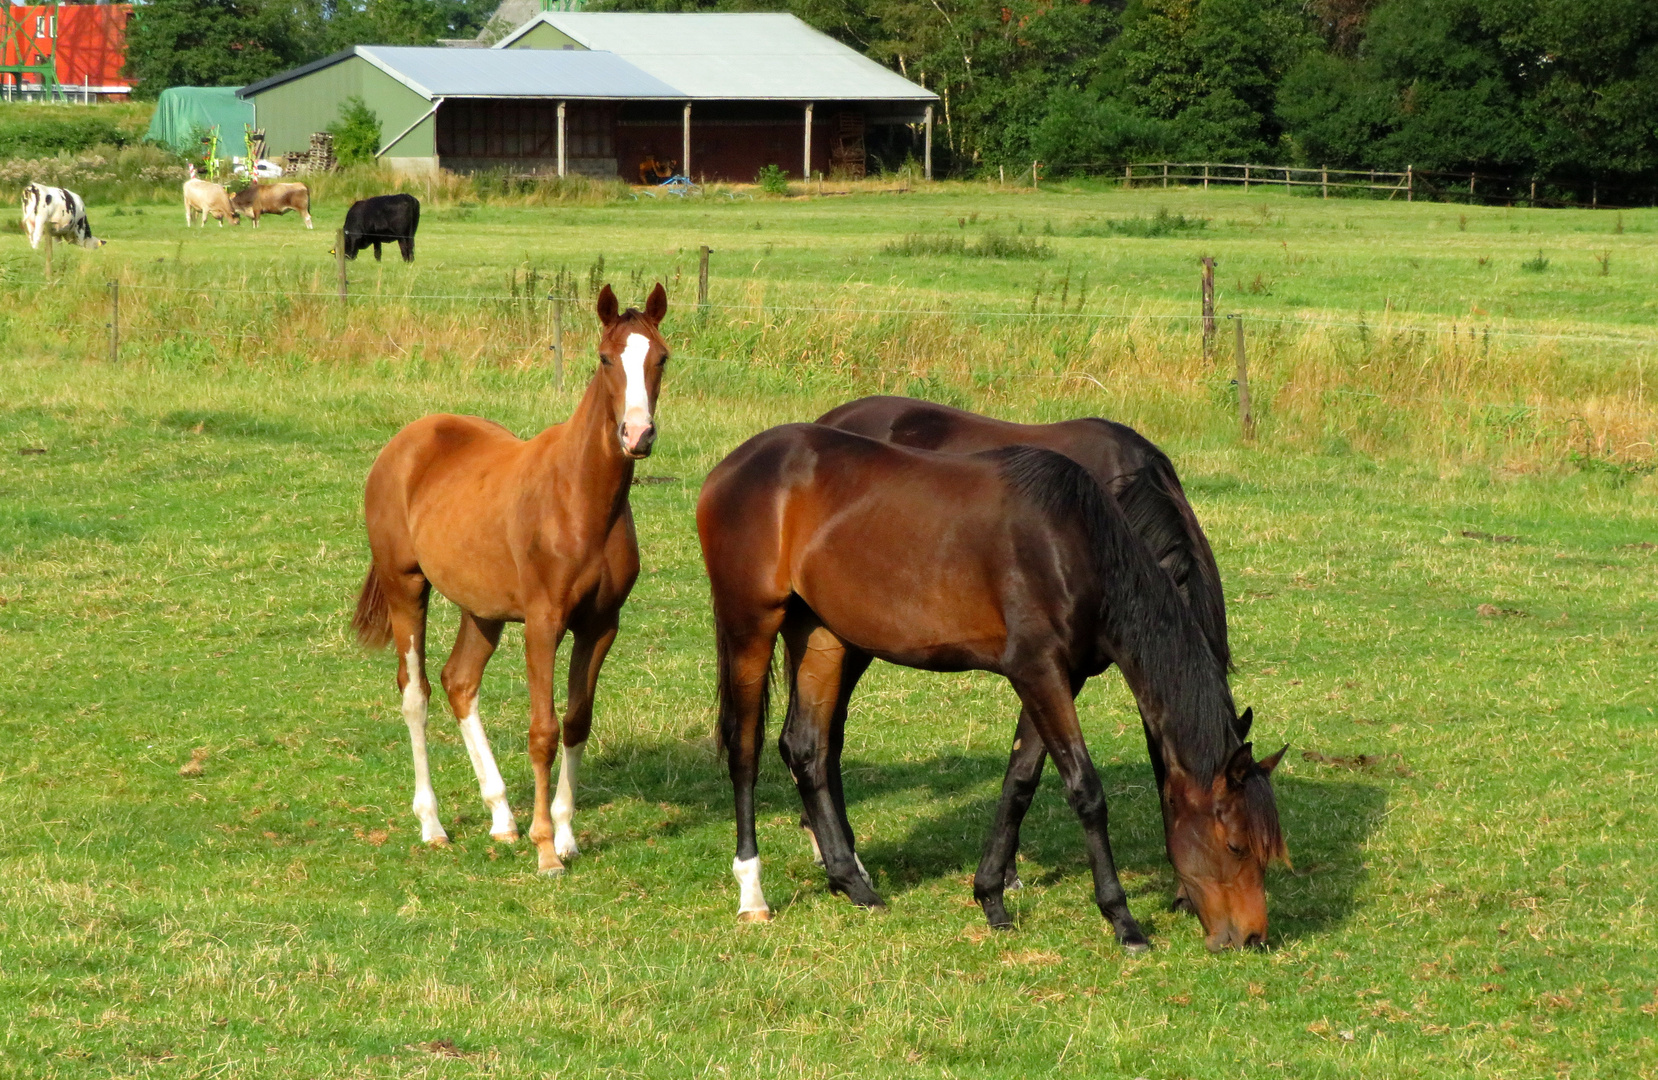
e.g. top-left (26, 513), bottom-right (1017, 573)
top-left (1225, 742), bottom-right (1255, 787)
top-left (1258, 743), bottom-right (1288, 776)
top-left (645, 282), bottom-right (668, 325)
top-left (1234, 706), bottom-right (1253, 740)
top-left (596, 284), bottom-right (619, 327)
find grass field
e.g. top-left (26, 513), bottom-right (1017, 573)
top-left (2, 183), bottom-right (1655, 1078)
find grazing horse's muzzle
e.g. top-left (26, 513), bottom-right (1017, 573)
top-left (619, 420), bottom-right (656, 458)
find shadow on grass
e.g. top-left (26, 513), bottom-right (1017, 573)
top-left (580, 737), bottom-right (1387, 941)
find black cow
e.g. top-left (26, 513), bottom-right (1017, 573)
top-left (341, 193), bottom-right (419, 262)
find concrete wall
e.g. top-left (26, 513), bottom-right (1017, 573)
top-left (248, 55), bottom-right (435, 159)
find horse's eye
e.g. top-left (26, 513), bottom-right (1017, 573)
top-left (1227, 842), bottom-right (1248, 857)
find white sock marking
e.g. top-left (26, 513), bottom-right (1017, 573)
top-left (552, 740), bottom-right (584, 859)
top-left (458, 701), bottom-right (515, 839)
top-left (855, 854), bottom-right (873, 889)
top-left (734, 855), bottom-right (768, 915)
top-left (804, 824), bottom-right (824, 866)
top-left (401, 645), bottom-right (446, 844)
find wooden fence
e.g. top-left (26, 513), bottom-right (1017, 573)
top-left (1107, 161), bottom-right (1655, 209)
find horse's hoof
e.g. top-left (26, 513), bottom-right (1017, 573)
top-left (737, 909), bottom-right (772, 924)
top-left (538, 865), bottom-right (566, 878)
top-left (988, 919), bottom-right (1015, 932)
top-left (492, 831), bottom-right (520, 844)
top-left (1006, 874), bottom-right (1024, 891)
top-left (1121, 939), bottom-right (1152, 955)
top-left (426, 836), bottom-right (450, 848)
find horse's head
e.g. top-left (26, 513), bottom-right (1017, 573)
top-left (1161, 733), bottom-right (1289, 951)
top-left (595, 283), bottom-right (670, 458)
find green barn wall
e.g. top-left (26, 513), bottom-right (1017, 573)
top-left (506, 23), bottom-right (585, 49)
top-left (248, 56), bottom-right (434, 159)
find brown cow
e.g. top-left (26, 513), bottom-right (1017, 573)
top-left (183, 166), bottom-right (239, 227)
top-left (229, 179), bottom-right (313, 229)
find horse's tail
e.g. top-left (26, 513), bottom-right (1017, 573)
top-left (713, 619), bottom-right (771, 758)
top-left (1116, 452), bottom-right (1231, 671)
top-left (352, 566), bottom-right (393, 650)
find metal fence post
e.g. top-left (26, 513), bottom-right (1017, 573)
top-left (550, 296), bottom-right (564, 390)
top-left (336, 228), bottom-right (348, 300)
top-left (107, 280), bottom-right (119, 362)
top-left (1230, 314), bottom-right (1254, 441)
top-left (698, 245), bottom-right (711, 316)
top-left (1200, 257), bottom-right (1215, 360)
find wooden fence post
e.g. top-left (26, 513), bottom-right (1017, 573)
top-left (1203, 163), bottom-right (1210, 190)
top-left (336, 228), bottom-right (348, 300)
top-left (1321, 166), bottom-right (1328, 199)
top-left (1032, 161), bottom-right (1039, 190)
top-left (1200, 257), bottom-right (1215, 360)
top-left (43, 229), bottom-right (52, 279)
top-left (698, 245), bottom-right (711, 316)
top-left (1406, 165), bottom-right (1413, 202)
top-left (550, 297), bottom-right (564, 390)
top-left (107, 280), bottom-right (119, 362)
top-left (1230, 314), bottom-right (1254, 441)
top-left (1162, 162), bottom-right (1169, 188)
top-left (1243, 164), bottom-right (1250, 191)
top-left (1124, 163), bottom-right (1132, 189)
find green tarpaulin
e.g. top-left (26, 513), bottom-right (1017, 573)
top-left (144, 87), bottom-right (256, 154)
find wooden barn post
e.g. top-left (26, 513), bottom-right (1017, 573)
top-left (923, 105), bottom-right (933, 180)
top-left (556, 101), bottom-right (567, 178)
top-left (682, 103), bottom-right (692, 177)
top-left (698, 245), bottom-right (711, 316)
top-left (802, 102), bottom-right (813, 183)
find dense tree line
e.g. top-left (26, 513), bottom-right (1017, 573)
top-left (126, 0), bottom-right (1658, 187)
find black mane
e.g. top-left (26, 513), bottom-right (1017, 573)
top-left (996, 445), bottom-right (1237, 781)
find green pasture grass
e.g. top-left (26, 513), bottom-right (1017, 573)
top-left (2, 351), bottom-right (1655, 1079)
top-left (10, 180), bottom-right (1657, 333)
top-left (1, 184), bottom-right (1655, 1077)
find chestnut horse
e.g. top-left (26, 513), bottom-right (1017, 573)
top-left (352, 284), bottom-right (669, 876)
top-left (816, 395), bottom-right (1234, 913)
top-left (698, 424), bottom-right (1287, 951)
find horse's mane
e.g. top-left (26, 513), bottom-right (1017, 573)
top-left (994, 445), bottom-right (1236, 782)
top-left (1085, 423), bottom-right (1231, 673)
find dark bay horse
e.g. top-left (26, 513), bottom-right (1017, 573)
top-left (697, 424), bottom-right (1287, 951)
top-left (352, 284), bottom-right (669, 875)
top-left (816, 395), bottom-right (1235, 911)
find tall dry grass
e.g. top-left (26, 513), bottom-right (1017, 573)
top-left (9, 256), bottom-right (1655, 470)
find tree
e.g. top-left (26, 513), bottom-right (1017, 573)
top-left (124, 0), bottom-right (320, 98)
top-left (328, 96), bottom-right (383, 165)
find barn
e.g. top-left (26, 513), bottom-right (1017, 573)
top-left (236, 13), bottom-right (937, 182)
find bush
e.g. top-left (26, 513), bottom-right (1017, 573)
top-left (756, 163), bottom-right (789, 195)
top-left (884, 230), bottom-right (1052, 260)
top-left (0, 104), bottom-right (152, 158)
top-left (1076, 208), bottom-right (1208, 238)
top-left (1521, 250), bottom-right (1550, 272)
top-left (328, 97), bottom-right (382, 167)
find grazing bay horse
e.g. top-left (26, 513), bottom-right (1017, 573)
top-left (816, 395), bottom-right (1234, 912)
top-left (352, 284), bottom-right (669, 876)
top-left (698, 425), bottom-right (1287, 951)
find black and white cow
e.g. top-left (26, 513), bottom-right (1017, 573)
top-left (21, 183), bottom-right (105, 249)
top-left (340, 193), bottom-right (419, 262)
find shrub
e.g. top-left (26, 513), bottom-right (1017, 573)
top-left (756, 163), bottom-right (789, 195)
top-left (884, 230), bottom-right (1052, 259)
top-left (1521, 250), bottom-right (1550, 272)
top-left (1076, 208), bottom-right (1208, 238)
top-left (328, 97), bottom-right (382, 167)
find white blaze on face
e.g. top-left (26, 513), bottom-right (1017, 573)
top-left (734, 856), bottom-right (768, 916)
top-left (619, 332), bottom-right (653, 453)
